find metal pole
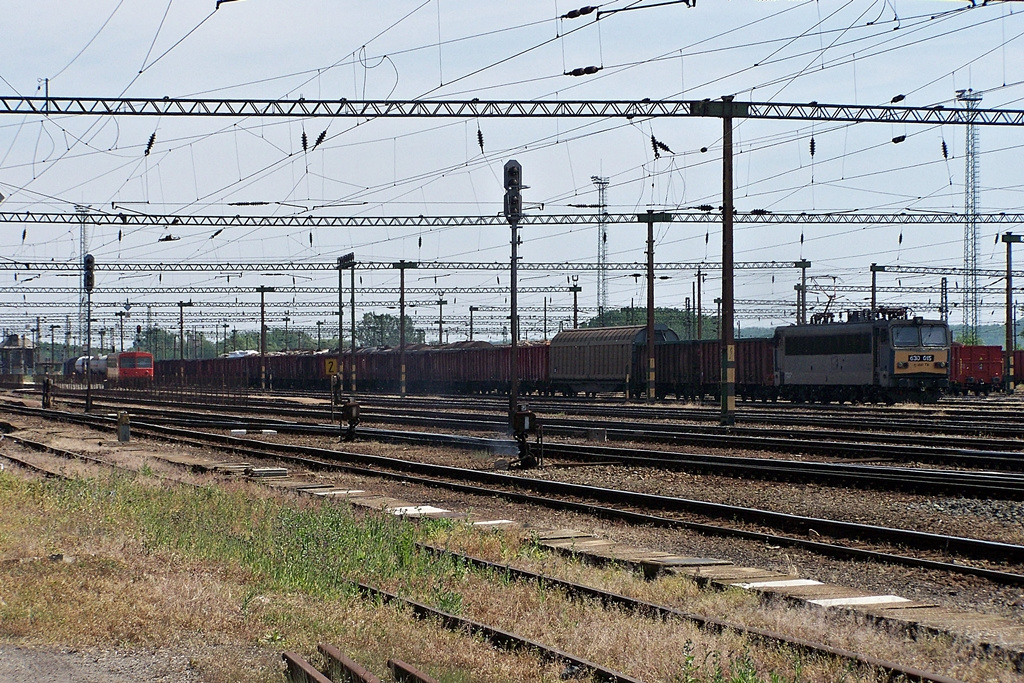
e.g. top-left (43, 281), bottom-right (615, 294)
top-left (1002, 233), bottom-right (1022, 390)
top-left (350, 265), bottom-right (356, 392)
top-left (469, 306), bottom-right (478, 340)
top-left (85, 289), bottom-right (92, 411)
top-left (437, 296), bottom-right (445, 344)
top-left (49, 325), bottom-right (57, 373)
top-left (870, 263), bottom-right (885, 316)
top-left (721, 96), bottom-right (736, 427)
top-left (344, 259), bottom-right (348, 389)
top-left (1009, 235), bottom-right (1014, 391)
top-left (543, 297), bottom-right (548, 340)
top-left (178, 303), bottom-right (186, 361)
top-left (571, 279), bottom-right (581, 329)
top-left (696, 268), bottom-right (703, 340)
top-left (400, 265), bottom-right (407, 397)
top-left (646, 212), bottom-right (656, 402)
top-left (257, 287), bottom-right (273, 389)
top-left (871, 263), bottom-right (878, 314)
top-left (510, 216), bottom-right (519, 426)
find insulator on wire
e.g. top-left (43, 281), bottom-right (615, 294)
top-left (891, 94), bottom-right (906, 104)
top-left (565, 65), bottom-right (601, 77)
top-left (892, 135), bottom-right (906, 144)
top-left (562, 6), bottom-right (597, 19)
top-left (313, 130), bottom-right (327, 149)
top-left (941, 140), bottom-right (949, 159)
top-left (477, 128), bottom-right (484, 154)
top-left (301, 131), bottom-right (308, 152)
top-left (651, 135), bottom-right (660, 159)
top-left (144, 133), bottom-right (156, 156)
top-left (809, 137), bottom-right (816, 157)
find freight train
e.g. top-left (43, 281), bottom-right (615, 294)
top-left (65, 351), bottom-right (155, 385)
top-left (156, 309), bottom-right (953, 404)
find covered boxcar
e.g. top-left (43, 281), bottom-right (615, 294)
top-left (549, 324), bottom-right (678, 396)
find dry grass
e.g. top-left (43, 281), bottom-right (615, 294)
top-left (0, 469), bottom-right (1017, 682)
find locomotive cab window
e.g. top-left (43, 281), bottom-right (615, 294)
top-left (920, 325), bottom-right (948, 347)
top-left (136, 355), bottom-right (153, 368)
top-left (891, 326), bottom-right (920, 347)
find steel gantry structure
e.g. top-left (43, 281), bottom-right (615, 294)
top-left (1, 96), bottom-right (1023, 125)
top-left (4, 95), bottom-right (1022, 425)
top-left (3, 210), bottom-right (1024, 230)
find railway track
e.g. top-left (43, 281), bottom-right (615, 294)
top-left (53, 384), bottom-right (1024, 440)
top-left (55, 392), bottom-right (1024, 473)
top-left (5, 401), bottom-right (1024, 588)
top-left (47, 399), bottom-right (1024, 500)
top-left (0, 425), bottom-right (967, 683)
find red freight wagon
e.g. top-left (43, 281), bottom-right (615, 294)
top-left (735, 338), bottom-right (776, 400)
top-left (949, 344), bottom-right (1003, 395)
top-left (653, 338), bottom-right (775, 401)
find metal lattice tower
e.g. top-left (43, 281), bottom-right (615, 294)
top-left (958, 88), bottom-right (983, 341)
top-left (591, 175), bottom-right (610, 324)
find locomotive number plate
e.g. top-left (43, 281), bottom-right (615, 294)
top-left (908, 354), bottom-right (934, 362)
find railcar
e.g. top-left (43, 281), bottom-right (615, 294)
top-left (949, 344), bottom-right (1003, 395)
top-left (548, 324), bottom-right (679, 396)
top-left (68, 351), bottom-right (154, 385)
top-left (653, 338), bottom-right (775, 401)
top-left (774, 309), bottom-right (950, 404)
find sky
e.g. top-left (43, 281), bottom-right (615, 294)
top-left (1, 0), bottom-right (1023, 344)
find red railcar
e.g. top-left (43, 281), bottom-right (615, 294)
top-left (949, 344), bottom-right (1003, 395)
top-left (113, 351), bottom-right (155, 383)
top-left (653, 338), bottom-right (775, 400)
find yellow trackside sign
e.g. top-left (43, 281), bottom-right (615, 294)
top-left (324, 357), bottom-right (338, 375)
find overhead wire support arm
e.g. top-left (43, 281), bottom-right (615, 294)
top-left (0, 96), bottom-right (1023, 126)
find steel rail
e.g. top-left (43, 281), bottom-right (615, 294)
top-left (67, 391), bottom-right (1024, 470)
top-left (0, 406), bottom-right (975, 682)
top-left (414, 544), bottom-right (966, 683)
top-left (110, 409), bottom-right (1024, 498)
top-left (8, 401), bottom-right (1021, 583)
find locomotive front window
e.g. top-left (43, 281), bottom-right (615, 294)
top-left (920, 325), bottom-right (948, 347)
top-left (137, 356), bottom-right (153, 368)
top-left (120, 356), bottom-right (136, 369)
top-left (891, 326), bottom-right (920, 347)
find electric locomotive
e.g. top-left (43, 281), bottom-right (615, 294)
top-left (774, 308), bottom-right (950, 404)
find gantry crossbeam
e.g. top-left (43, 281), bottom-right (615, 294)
top-left (4, 211), bottom-right (1022, 229)
top-left (1, 96), bottom-right (1022, 126)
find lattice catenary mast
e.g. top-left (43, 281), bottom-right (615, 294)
top-left (958, 88), bottom-right (982, 342)
top-left (591, 175), bottom-right (609, 324)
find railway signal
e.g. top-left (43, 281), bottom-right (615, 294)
top-left (504, 160), bottom-right (524, 431)
top-left (83, 254), bottom-right (95, 291)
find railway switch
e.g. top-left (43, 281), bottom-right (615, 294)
top-left (340, 401), bottom-right (360, 442)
